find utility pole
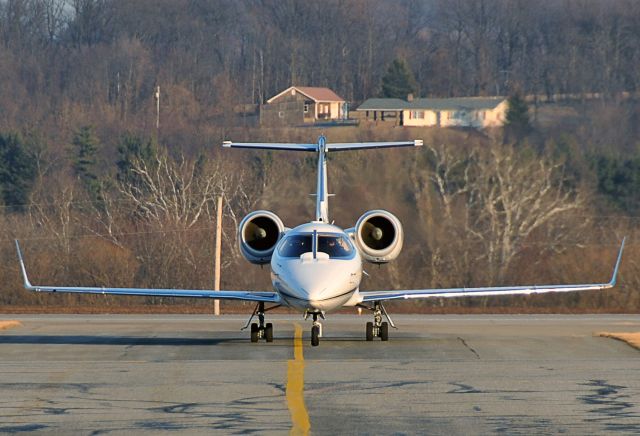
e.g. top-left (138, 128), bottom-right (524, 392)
top-left (214, 195), bottom-right (223, 315)
top-left (154, 85), bottom-right (160, 132)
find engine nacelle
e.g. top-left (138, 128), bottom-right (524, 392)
top-left (353, 210), bottom-right (403, 264)
top-left (238, 210), bottom-right (285, 265)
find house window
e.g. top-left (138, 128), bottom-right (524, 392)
top-left (318, 103), bottom-right (330, 119)
top-left (412, 111), bottom-right (424, 119)
top-left (303, 104), bottom-right (309, 114)
top-left (278, 111), bottom-right (284, 118)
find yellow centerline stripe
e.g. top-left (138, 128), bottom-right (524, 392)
top-left (293, 323), bottom-right (304, 361)
top-left (286, 323), bottom-right (310, 435)
top-left (0, 320), bottom-right (22, 331)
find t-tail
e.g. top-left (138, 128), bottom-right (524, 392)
top-left (223, 136), bottom-right (423, 222)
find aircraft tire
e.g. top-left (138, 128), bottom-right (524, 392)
top-left (250, 323), bottom-right (259, 343)
top-left (311, 325), bottom-right (320, 346)
top-left (366, 322), bottom-right (374, 341)
top-left (265, 323), bottom-right (273, 342)
top-left (380, 322), bottom-right (389, 341)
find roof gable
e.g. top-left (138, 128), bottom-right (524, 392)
top-left (267, 86), bottom-right (345, 104)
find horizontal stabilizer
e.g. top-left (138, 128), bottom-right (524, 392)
top-left (222, 139), bottom-right (423, 152)
top-left (222, 141), bottom-right (316, 152)
top-left (327, 140), bottom-right (422, 152)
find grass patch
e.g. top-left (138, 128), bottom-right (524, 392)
top-left (597, 332), bottom-right (640, 350)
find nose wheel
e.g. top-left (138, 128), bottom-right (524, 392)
top-left (311, 324), bottom-right (320, 346)
top-left (305, 310), bottom-right (324, 346)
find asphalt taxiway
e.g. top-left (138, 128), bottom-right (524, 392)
top-left (0, 314), bottom-right (639, 435)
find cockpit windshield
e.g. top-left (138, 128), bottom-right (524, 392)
top-left (278, 233), bottom-right (354, 259)
top-left (278, 234), bottom-right (313, 258)
top-left (317, 234), bottom-right (353, 258)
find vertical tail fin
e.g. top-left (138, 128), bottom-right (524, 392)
top-left (316, 135), bottom-right (329, 222)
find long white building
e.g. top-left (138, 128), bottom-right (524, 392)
top-left (357, 96), bottom-right (508, 129)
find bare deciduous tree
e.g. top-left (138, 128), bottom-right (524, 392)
top-left (117, 153), bottom-right (220, 229)
top-left (422, 142), bottom-right (584, 286)
top-left (471, 144), bottom-right (584, 281)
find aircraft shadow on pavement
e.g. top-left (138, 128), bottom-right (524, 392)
top-left (0, 334), bottom-right (416, 346)
top-left (0, 335), bottom-right (249, 346)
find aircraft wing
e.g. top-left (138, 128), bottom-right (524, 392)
top-left (15, 241), bottom-right (280, 303)
top-left (360, 238), bottom-right (625, 302)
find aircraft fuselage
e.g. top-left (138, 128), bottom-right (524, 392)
top-left (270, 221), bottom-right (363, 312)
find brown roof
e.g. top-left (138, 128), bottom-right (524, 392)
top-left (296, 87), bottom-right (344, 102)
top-left (267, 86), bottom-right (345, 103)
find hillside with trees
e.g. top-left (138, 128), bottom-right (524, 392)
top-left (0, 0), bottom-right (640, 312)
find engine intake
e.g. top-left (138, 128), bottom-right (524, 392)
top-left (354, 210), bottom-right (403, 264)
top-left (239, 210), bottom-right (285, 264)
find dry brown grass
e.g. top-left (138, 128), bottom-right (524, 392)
top-left (0, 320), bottom-right (22, 330)
top-left (597, 332), bottom-right (640, 350)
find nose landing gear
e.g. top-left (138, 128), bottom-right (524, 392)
top-left (305, 310), bottom-right (324, 346)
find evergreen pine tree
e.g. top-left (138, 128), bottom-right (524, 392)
top-left (505, 94), bottom-right (532, 140)
top-left (72, 125), bottom-right (102, 201)
top-left (0, 133), bottom-right (37, 211)
top-left (116, 134), bottom-right (157, 187)
top-left (380, 59), bottom-right (417, 99)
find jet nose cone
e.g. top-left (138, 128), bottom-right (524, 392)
top-left (283, 261), bottom-right (359, 310)
top-left (292, 273), bottom-right (333, 301)
top-left (307, 286), bottom-right (328, 302)
top-left (303, 278), bottom-right (332, 301)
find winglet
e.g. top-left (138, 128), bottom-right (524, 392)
top-left (15, 240), bottom-right (33, 290)
top-left (609, 237), bottom-right (626, 287)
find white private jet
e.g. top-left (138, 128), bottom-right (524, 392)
top-left (16, 135), bottom-right (625, 346)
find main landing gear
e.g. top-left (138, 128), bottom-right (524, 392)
top-left (305, 310), bottom-right (324, 346)
top-left (362, 301), bottom-right (396, 342)
top-left (242, 302), bottom-right (279, 343)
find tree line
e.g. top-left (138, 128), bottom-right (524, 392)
top-left (2, 1), bottom-right (640, 134)
top-left (0, 123), bottom-right (638, 312)
top-left (0, 1), bottom-right (639, 311)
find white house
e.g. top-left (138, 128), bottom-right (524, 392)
top-left (357, 96), bottom-right (508, 129)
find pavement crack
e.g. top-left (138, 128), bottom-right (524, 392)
top-left (457, 336), bottom-right (480, 359)
top-left (448, 382), bottom-right (483, 394)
